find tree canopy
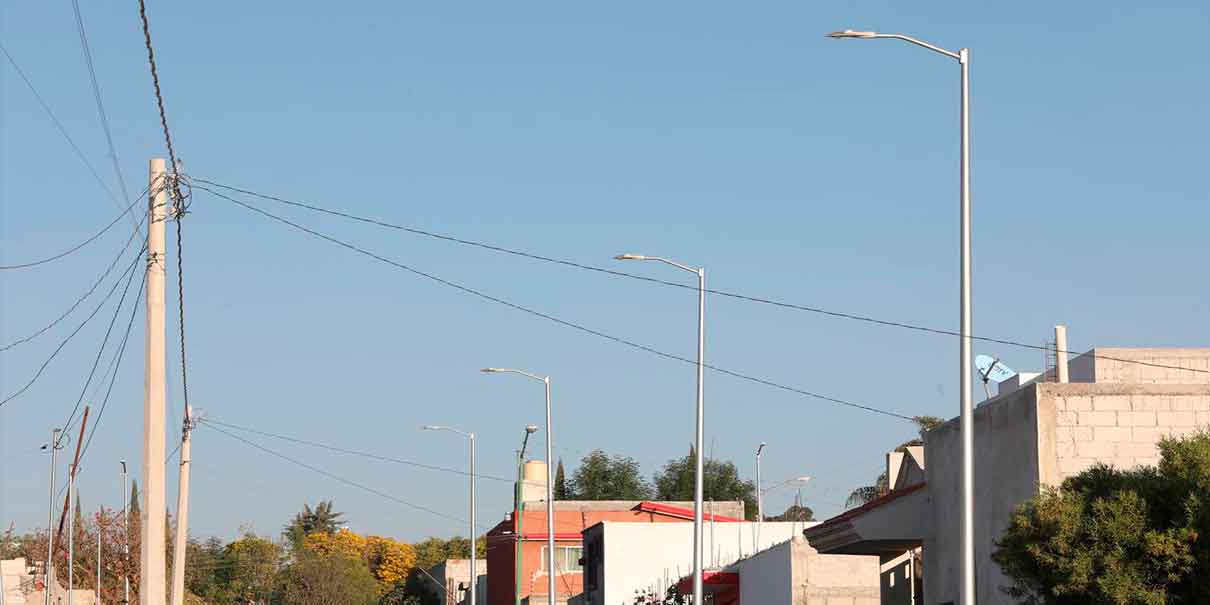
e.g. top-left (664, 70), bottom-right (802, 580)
top-left (994, 431), bottom-right (1210, 604)
top-left (653, 449), bottom-right (757, 520)
top-left (570, 450), bottom-right (653, 500)
top-left (284, 500), bottom-right (345, 552)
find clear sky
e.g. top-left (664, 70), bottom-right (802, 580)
top-left (2, 1), bottom-right (1207, 543)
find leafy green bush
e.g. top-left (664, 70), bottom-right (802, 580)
top-left (993, 430), bottom-right (1210, 604)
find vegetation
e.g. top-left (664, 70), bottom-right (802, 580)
top-left (653, 447), bottom-right (758, 520)
top-left (570, 450), bottom-right (653, 500)
top-left (993, 431), bottom-right (1210, 604)
top-left (765, 504), bottom-right (814, 522)
top-left (845, 415), bottom-right (945, 508)
top-left (10, 500), bottom-right (477, 605)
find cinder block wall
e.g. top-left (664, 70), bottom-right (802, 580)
top-left (1047, 384), bottom-right (1210, 481)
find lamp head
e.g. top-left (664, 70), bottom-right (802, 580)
top-left (481, 368), bottom-right (501, 373)
top-left (795, 476), bottom-right (813, 483)
top-left (614, 254), bottom-right (647, 261)
top-left (827, 29), bottom-right (878, 39)
top-left (422, 425), bottom-right (443, 431)
top-left (525, 425), bottom-right (539, 434)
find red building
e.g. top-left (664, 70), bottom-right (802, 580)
top-left (484, 462), bottom-right (743, 605)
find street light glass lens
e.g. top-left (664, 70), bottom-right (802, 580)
top-left (827, 29), bottom-right (878, 38)
top-left (614, 254), bottom-right (645, 261)
top-left (481, 368), bottom-right (500, 373)
top-left (422, 425), bottom-right (441, 430)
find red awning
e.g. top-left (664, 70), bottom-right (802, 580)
top-left (675, 571), bottom-right (739, 593)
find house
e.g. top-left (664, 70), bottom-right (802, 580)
top-left (423, 559), bottom-right (487, 605)
top-left (804, 344), bottom-right (1210, 604)
top-left (2, 558), bottom-right (98, 605)
top-left (670, 537), bottom-right (881, 605)
top-left (579, 520), bottom-right (816, 605)
top-left (483, 460), bottom-right (744, 605)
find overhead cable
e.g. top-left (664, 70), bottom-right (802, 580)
top-left (70, 0), bottom-right (138, 234)
top-left (199, 184), bottom-right (915, 421)
top-left (2, 211), bottom-right (147, 351)
top-left (0, 43), bottom-right (125, 217)
top-left (195, 178), bottom-right (1210, 377)
top-left (199, 421), bottom-right (487, 529)
top-left (199, 418), bottom-right (514, 482)
top-left (0, 243), bottom-right (146, 408)
top-left (0, 190), bottom-right (147, 271)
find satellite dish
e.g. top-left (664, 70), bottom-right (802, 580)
top-left (975, 355), bottom-right (1016, 383)
top-left (975, 355), bottom-right (1016, 401)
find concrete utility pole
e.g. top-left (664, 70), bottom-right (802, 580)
top-left (46, 428), bottom-right (61, 605)
top-left (97, 506), bottom-right (102, 605)
top-left (68, 476), bottom-right (75, 605)
top-left (121, 460), bottom-right (130, 605)
top-left (169, 407), bottom-right (194, 605)
top-left (142, 158), bottom-right (169, 605)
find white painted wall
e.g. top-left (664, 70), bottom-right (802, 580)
top-left (735, 541), bottom-right (791, 605)
top-left (592, 521), bottom-right (814, 605)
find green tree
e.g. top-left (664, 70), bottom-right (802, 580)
top-left (554, 458), bottom-right (570, 500)
top-left (223, 532), bottom-right (281, 603)
top-left (653, 450), bottom-right (757, 520)
top-left (277, 551), bottom-right (378, 605)
top-left (571, 450), bottom-right (653, 500)
top-left (284, 500), bottom-right (345, 552)
top-left (765, 504), bottom-right (814, 522)
top-left (129, 479), bottom-right (141, 518)
top-left (993, 431), bottom-right (1210, 603)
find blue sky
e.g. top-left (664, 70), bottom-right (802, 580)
top-left (2, 1), bottom-right (1207, 542)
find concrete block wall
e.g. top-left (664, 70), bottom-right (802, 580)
top-left (1068, 348), bottom-right (1210, 385)
top-left (1049, 386), bottom-right (1210, 480)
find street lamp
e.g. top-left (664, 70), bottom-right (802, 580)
top-left (422, 425), bottom-right (477, 605)
top-left (514, 425), bottom-right (539, 605)
top-left (615, 253), bottom-right (706, 604)
top-left (482, 368), bottom-right (556, 604)
top-left (827, 28), bottom-right (974, 604)
top-left (755, 443), bottom-right (767, 523)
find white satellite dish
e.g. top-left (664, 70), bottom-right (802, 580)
top-left (975, 355), bottom-right (1016, 400)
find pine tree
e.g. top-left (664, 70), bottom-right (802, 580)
top-left (554, 459), bottom-right (570, 499)
top-left (129, 479), bottom-right (141, 517)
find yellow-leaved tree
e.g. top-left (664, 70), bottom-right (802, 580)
top-left (303, 528), bottom-right (417, 595)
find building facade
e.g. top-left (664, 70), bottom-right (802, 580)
top-left (805, 346), bottom-right (1210, 604)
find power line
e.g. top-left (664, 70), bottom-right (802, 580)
top-left (198, 421), bottom-right (485, 529)
top-left (62, 239), bottom-right (147, 434)
top-left (2, 211), bottom-right (147, 351)
top-left (136, 0), bottom-right (193, 431)
top-left (77, 268), bottom-right (146, 471)
top-left (198, 417), bottom-right (514, 482)
top-left (0, 42), bottom-right (125, 218)
top-left (69, 0), bottom-right (138, 235)
top-left (0, 244), bottom-right (146, 408)
top-left (198, 184), bottom-right (915, 422)
top-left (195, 178), bottom-right (1210, 377)
top-left (0, 189), bottom-right (146, 271)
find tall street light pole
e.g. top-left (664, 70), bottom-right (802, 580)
top-left (46, 428), bottom-right (62, 605)
top-left (514, 425), bottom-right (539, 605)
top-left (755, 443), bottom-right (767, 524)
top-left (615, 254), bottom-right (705, 604)
top-left (827, 29), bottom-right (974, 604)
top-left (422, 425), bottom-right (477, 605)
top-left (483, 368), bottom-right (555, 605)
top-left (120, 460), bottom-right (130, 605)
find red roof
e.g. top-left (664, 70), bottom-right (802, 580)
top-left (634, 501), bottom-right (743, 522)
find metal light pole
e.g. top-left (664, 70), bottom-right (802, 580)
top-left (120, 460), bottom-right (129, 605)
top-left (514, 425), bottom-right (539, 605)
top-left (615, 253), bottom-right (706, 604)
top-left (827, 29), bottom-right (974, 604)
top-left (482, 368), bottom-right (555, 605)
top-left (422, 425), bottom-right (477, 605)
top-left (68, 475), bottom-right (75, 605)
top-left (755, 443), bottom-right (767, 524)
top-left (46, 429), bottom-right (62, 605)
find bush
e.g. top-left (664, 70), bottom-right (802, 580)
top-left (993, 431), bottom-right (1210, 604)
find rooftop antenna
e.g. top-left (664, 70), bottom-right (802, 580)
top-left (975, 354), bottom-right (1016, 400)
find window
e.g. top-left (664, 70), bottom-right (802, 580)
top-left (539, 546), bottom-right (583, 572)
